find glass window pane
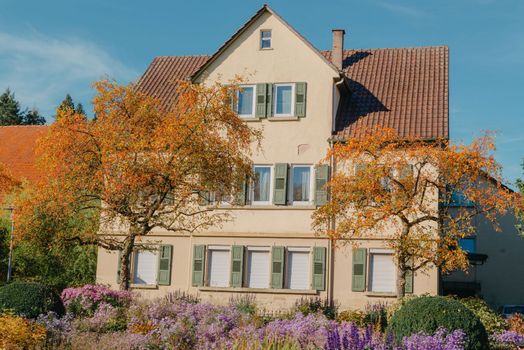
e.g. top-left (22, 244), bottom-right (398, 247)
top-left (459, 238), bottom-right (476, 253)
top-left (275, 85), bottom-right (292, 115)
top-left (133, 250), bottom-right (158, 285)
top-left (238, 87), bottom-right (254, 116)
top-left (293, 167), bottom-right (310, 202)
top-left (254, 167), bottom-right (271, 202)
top-left (261, 31), bottom-right (271, 49)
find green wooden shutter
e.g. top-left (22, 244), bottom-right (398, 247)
top-left (234, 180), bottom-right (247, 205)
top-left (255, 83), bottom-right (267, 118)
top-left (399, 164), bottom-right (414, 180)
top-left (198, 191), bottom-right (210, 205)
top-left (314, 164), bottom-right (330, 206)
top-left (404, 259), bottom-right (414, 294)
top-left (266, 83), bottom-right (273, 117)
top-left (273, 163), bottom-right (288, 205)
top-left (352, 248), bottom-right (367, 292)
top-left (157, 245), bottom-right (173, 285)
top-left (116, 250), bottom-right (122, 284)
top-left (230, 245), bottom-right (244, 287)
top-left (271, 246), bottom-right (284, 289)
top-left (294, 82), bottom-right (307, 117)
top-left (192, 245), bottom-right (206, 287)
top-left (312, 247), bottom-right (326, 291)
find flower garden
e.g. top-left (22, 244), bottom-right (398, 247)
top-left (0, 283), bottom-right (523, 350)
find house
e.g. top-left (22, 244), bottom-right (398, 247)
top-left (95, 5), bottom-right (522, 310)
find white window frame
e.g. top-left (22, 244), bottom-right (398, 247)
top-left (286, 247), bottom-right (311, 290)
top-left (251, 165), bottom-right (273, 205)
top-left (206, 245), bottom-right (231, 288)
top-left (288, 164), bottom-right (314, 205)
top-left (246, 246), bottom-right (271, 289)
top-left (237, 84), bottom-right (256, 118)
top-left (368, 248), bottom-right (396, 293)
top-left (273, 83), bottom-right (295, 117)
top-left (131, 247), bottom-right (159, 286)
top-left (260, 29), bottom-right (272, 49)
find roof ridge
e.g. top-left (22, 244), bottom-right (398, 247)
top-left (0, 125), bottom-right (48, 128)
top-left (321, 45), bottom-right (448, 53)
top-left (154, 55), bottom-right (211, 59)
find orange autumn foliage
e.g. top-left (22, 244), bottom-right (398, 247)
top-left (313, 125), bottom-right (524, 298)
top-left (15, 79), bottom-right (261, 290)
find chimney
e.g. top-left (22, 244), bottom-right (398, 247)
top-left (331, 29), bottom-right (345, 70)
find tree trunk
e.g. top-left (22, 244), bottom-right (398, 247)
top-left (396, 258), bottom-right (406, 299)
top-left (119, 234), bottom-right (136, 291)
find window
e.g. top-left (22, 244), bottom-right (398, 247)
top-left (286, 248), bottom-right (310, 289)
top-left (237, 85), bottom-right (255, 117)
top-left (207, 246), bottom-right (230, 287)
top-left (246, 247), bottom-right (270, 288)
top-left (252, 165), bottom-right (272, 204)
top-left (289, 165), bottom-right (312, 204)
top-left (132, 249), bottom-right (158, 285)
top-left (273, 84), bottom-right (294, 116)
top-left (459, 237), bottom-right (476, 253)
top-left (260, 30), bottom-right (271, 49)
top-left (369, 251), bottom-right (396, 293)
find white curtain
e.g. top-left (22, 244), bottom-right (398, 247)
top-left (255, 167), bottom-right (270, 201)
top-left (293, 167), bottom-right (310, 201)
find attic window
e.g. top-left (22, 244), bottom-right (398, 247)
top-left (260, 30), bottom-right (272, 49)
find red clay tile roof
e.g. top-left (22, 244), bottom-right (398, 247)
top-left (137, 46), bottom-right (448, 141)
top-left (323, 46), bottom-right (449, 140)
top-left (136, 56), bottom-right (209, 108)
top-left (0, 126), bottom-right (48, 183)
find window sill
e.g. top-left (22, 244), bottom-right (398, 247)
top-left (212, 205), bottom-right (316, 210)
top-left (240, 116), bottom-right (262, 122)
top-left (130, 284), bottom-right (158, 290)
top-left (268, 116), bottom-right (299, 121)
top-left (365, 292), bottom-right (397, 298)
top-left (199, 286), bottom-right (318, 295)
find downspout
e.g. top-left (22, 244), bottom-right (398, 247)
top-left (327, 75), bottom-right (344, 306)
top-left (327, 138), bottom-right (336, 306)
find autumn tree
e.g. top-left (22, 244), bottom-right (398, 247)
top-left (313, 126), bottom-right (523, 298)
top-left (16, 80), bottom-right (261, 290)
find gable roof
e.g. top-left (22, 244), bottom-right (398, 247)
top-left (324, 46), bottom-right (449, 140)
top-left (190, 5), bottom-right (340, 81)
top-left (136, 55), bottom-right (209, 106)
top-left (0, 126), bottom-right (47, 184)
top-left (137, 45), bottom-right (448, 140)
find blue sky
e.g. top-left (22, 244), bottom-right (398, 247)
top-left (0, 0), bottom-right (523, 185)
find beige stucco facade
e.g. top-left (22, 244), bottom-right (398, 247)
top-left (96, 7), bottom-right (446, 311)
top-left (442, 212), bottom-right (524, 309)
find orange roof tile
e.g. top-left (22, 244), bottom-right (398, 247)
top-left (137, 46), bottom-right (448, 141)
top-left (0, 126), bottom-right (48, 184)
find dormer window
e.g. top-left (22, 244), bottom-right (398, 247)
top-left (260, 30), bottom-right (272, 49)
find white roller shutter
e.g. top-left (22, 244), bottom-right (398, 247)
top-left (247, 250), bottom-right (270, 288)
top-left (133, 250), bottom-right (158, 285)
top-left (287, 251), bottom-right (310, 290)
top-left (370, 253), bottom-right (396, 293)
top-left (208, 249), bottom-right (230, 287)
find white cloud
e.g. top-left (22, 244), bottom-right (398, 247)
top-left (375, 1), bottom-right (429, 18)
top-left (0, 31), bottom-right (137, 120)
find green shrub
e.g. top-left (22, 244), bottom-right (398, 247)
top-left (292, 297), bottom-right (338, 320)
top-left (0, 281), bottom-right (64, 318)
top-left (387, 295), bottom-right (489, 350)
top-left (230, 294), bottom-right (257, 315)
top-left (456, 297), bottom-right (507, 334)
